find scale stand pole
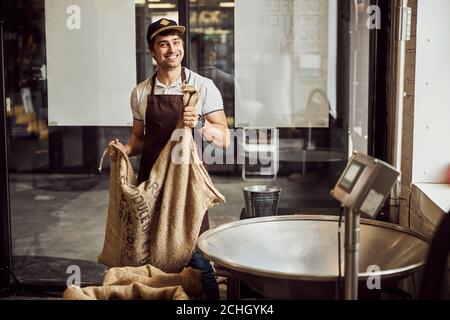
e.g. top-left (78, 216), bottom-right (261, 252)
top-left (344, 207), bottom-right (360, 300)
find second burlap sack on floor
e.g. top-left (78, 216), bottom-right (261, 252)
top-left (98, 83), bottom-right (226, 273)
top-left (63, 265), bottom-right (202, 300)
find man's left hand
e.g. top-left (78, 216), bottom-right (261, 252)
top-left (183, 106), bottom-right (198, 128)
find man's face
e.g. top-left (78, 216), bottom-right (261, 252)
top-left (151, 34), bottom-right (184, 70)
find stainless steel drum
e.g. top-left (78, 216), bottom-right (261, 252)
top-left (198, 215), bottom-right (430, 300)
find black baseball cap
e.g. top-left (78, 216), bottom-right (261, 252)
top-left (147, 18), bottom-right (185, 44)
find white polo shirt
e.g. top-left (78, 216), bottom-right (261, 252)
top-left (130, 68), bottom-right (224, 125)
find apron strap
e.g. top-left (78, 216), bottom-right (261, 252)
top-left (181, 67), bottom-right (187, 83)
top-left (150, 72), bottom-right (157, 96)
top-left (150, 68), bottom-right (187, 96)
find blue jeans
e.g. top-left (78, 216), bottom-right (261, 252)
top-left (188, 250), bottom-right (220, 300)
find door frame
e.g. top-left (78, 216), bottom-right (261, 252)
top-left (0, 18), bottom-right (13, 297)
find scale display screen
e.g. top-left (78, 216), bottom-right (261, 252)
top-left (339, 161), bottom-right (365, 193)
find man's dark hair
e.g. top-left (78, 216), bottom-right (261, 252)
top-left (148, 30), bottom-right (184, 51)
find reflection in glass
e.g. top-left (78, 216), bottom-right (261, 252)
top-left (234, 0), bottom-right (337, 129)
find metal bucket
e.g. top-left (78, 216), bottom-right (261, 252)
top-left (243, 185), bottom-right (281, 218)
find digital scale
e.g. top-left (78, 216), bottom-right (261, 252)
top-left (331, 152), bottom-right (400, 300)
top-left (332, 152), bottom-right (400, 219)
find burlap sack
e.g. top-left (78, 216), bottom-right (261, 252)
top-left (63, 265), bottom-right (202, 300)
top-left (98, 83), bottom-right (226, 273)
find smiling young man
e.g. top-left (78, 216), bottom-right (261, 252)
top-left (108, 19), bottom-right (229, 300)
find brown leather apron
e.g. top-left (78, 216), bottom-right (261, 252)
top-left (137, 68), bottom-right (209, 235)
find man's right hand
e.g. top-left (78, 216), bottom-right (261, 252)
top-left (108, 139), bottom-right (119, 161)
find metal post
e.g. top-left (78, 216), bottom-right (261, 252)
top-left (389, 0), bottom-right (411, 216)
top-left (344, 208), bottom-right (360, 300)
top-left (0, 19), bottom-right (13, 297)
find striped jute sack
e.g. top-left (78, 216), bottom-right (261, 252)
top-left (98, 83), bottom-right (226, 273)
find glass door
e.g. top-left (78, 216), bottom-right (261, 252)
top-left (1, 0), bottom-right (180, 290)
